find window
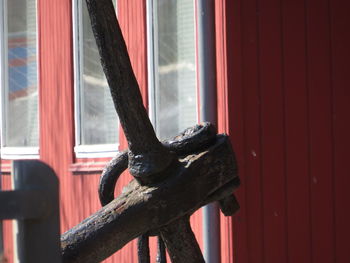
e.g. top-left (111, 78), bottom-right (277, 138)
top-left (147, 0), bottom-right (198, 140)
top-left (73, 0), bottom-right (119, 157)
top-left (0, 0), bottom-right (39, 158)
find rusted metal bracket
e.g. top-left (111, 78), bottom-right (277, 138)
top-left (61, 0), bottom-right (240, 262)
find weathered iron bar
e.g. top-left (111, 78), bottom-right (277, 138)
top-left (159, 217), bottom-right (204, 263)
top-left (137, 234), bottom-right (150, 263)
top-left (98, 150), bottom-right (128, 206)
top-left (156, 237), bottom-right (167, 263)
top-left (85, 0), bottom-right (174, 184)
top-left (61, 135), bottom-right (239, 263)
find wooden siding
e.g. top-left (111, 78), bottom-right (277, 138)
top-left (216, 1), bottom-right (236, 262)
top-left (2, 0), bottom-right (349, 262)
top-left (227, 0), bottom-right (350, 263)
top-left (1, 175), bottom-right (14, 263)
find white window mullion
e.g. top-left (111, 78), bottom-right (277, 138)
top-left (146, 0), bottom-right (158, 133)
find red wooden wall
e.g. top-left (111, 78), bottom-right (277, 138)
top-left (2, 0), bottom-right (349, 262)
top-left (1, 0), bottom-right (145, 262)
top-left (215, 1), bottom-right (236, 262)
top-left (225, 0), bottom-right (350, 262)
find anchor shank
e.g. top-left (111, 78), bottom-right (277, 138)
top-left (85, 0), bottom-right (174, 182)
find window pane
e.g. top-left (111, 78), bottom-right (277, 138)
top-left (3, 0), bottom-right (39, 147)
top-left (79, 0), bottom-right (118, 145)
top-left (153, 0), bottom-right (197, 140)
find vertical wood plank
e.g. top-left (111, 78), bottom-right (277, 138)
top-left (216, 1), bottom-right (231, 261)
top-left (282, 0), bottom-right (311, 262)
top-left (241, 0), bottom-right (264, 262)
top-left (1, 175), bottom-right (14, 263)
top-left (258, 0), bottom-right (287, 262)
top-left (216, 0), bottom-right (229, 135)
top-left (330, 0), bottom-right (350, 262)
top-left (38, 0), bottom-right (75, 232)
top-left (223, 0), bottom-right (248, 262)
top-left (215, 1), bottom-right (236, 262)
top-left (306, 0), bottom-right (335, 262)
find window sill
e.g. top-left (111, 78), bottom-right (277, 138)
top-left (74, 144), bottom-right (119, 158)
top-left (1, 147), bottom-right (40, 160)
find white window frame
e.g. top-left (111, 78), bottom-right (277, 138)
top-left (72, 0), bottom-right (119, 158)
top-left (146, 0), bottom-right (199, 137)
top-left (146, 0), bottom-right (158, 129)
top-left (0, 0), bottom-right (40, 159)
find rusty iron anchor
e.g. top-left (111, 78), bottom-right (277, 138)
top-left (61, 0), bottom-right (240, 262)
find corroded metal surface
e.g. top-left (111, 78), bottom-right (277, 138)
top-left (61, 135), bottom-right (240, 262)
top-left (61, 0), bottom-right (240, 262)
top-left (98, 122), bottom-right (226, 262)
top-left (98, 122), bottom-right (217, 206)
